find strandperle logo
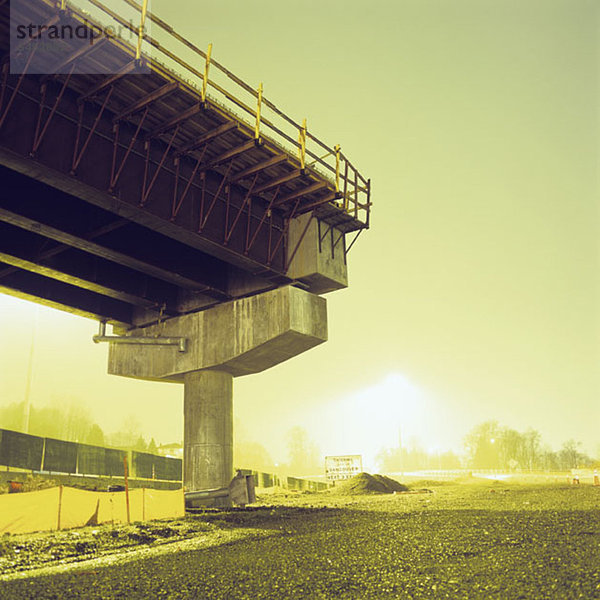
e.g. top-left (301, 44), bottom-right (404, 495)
top-left (10, 0), bottom-right (151, 75)
top-left (14, 20), bottom-right (135, 44)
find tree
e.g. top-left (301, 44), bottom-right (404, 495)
top-left (106, 414), bottom-right (144, 449)
top-left (0, 400), bottom-right (102, 443)
top-left (499, 428), bottom-right (523, 470)
top-left (439, 451), bottom-right (462, 470)
top-left (286, 426), bottom-right (320, 475)
top-left (148, 438), bottom-right (158, 454)
top-left (538, 445), bottom-right (559, 471)
top-left (559, 440), bottom-right (581, 470)
top-left (0, 402), bottom-right (28, 431)
top-left (86, 424), bottom-right (105, 446)
top-left (376, 443), bottom-right (461, 472)
top-left (234, 440), bottom-right (275, 472)
top-left (522, 429), bottom-right (541, 471)
top-left (134, 435), bottom-right (148, 452)
top-left (464, 421), bottom-right (502, 469)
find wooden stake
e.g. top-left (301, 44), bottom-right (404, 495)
top-left (57, 485), bottom-right (63, 530)
top-left (123, 455), bottom-right (131, 524)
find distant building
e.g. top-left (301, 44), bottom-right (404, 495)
top-left (157, 443), bottom-right (183, 459)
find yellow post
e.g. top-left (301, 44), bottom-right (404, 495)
top-left (57, 485), bottom-right (63, 530)
top-left (299, 118), bottom-right (307, 169)
top-left (335, 144), bottom-right (341, 192)
top-left (202, 43), bottom-right (212, 102)
top-left (60, 0), bottom-right (66, 9)
top-left (123, 455), bottom-right (131, 524)
top-left (136, 0), bottom-right (149, 62)
top-left (255, 82), bottom-right (263, 139)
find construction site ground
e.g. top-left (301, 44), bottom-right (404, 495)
top-left (0, 478), bottom-right (598, 599)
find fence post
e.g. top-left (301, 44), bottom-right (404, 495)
top-left (335, 144), bottom-right (341, 192)
top-left (255, 82), bottom-right (263, 139)
top-left (202, 43), bottom-right (212, 102)
top-left (136, 0), bottom-right (149, 62)
top-left (57, 485), bottom-right (63, 530)
top-left (298, 118), bottom-right (306, 168)
top-left (123, 456), bottom-right (131, 524)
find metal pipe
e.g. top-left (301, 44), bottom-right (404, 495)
top-left (93, 321), bottom-right (187, 352)
top-left (184, 488), bottom-right (229, 502)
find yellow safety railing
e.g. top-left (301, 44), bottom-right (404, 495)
top-left (135, 0), bottom-right (148, 61)
top-left (255, 82), bottom-right (263, 140)
top-left (299, 118), bottom-right (307, 169)
top-left (53, 0), bottom-right (371, 227)
top-left (201, 42), bottom-right (212, 102)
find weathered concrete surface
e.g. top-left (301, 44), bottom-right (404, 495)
top-left (184, 370), bottom-right (233, 497)
top-left (107, 285), bottom-right (327, 494)
top-left (287, 214), bottom-right (348, 294)
top-left (107, 285), bottom-right (327, 381)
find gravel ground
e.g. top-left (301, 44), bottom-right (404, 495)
top-left (0, 481), bottom-right (599, 599)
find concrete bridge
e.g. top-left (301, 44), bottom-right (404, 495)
top-left (0, 0), bottom-right (371, 502)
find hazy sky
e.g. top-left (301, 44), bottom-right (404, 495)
top-left (1, 0), bottom-right (598, 467)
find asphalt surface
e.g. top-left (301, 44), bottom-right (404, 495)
top-left (1, 484), bottom-right (599, 599)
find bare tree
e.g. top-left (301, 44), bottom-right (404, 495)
top-left (286, 426), bottom-right (320, 475)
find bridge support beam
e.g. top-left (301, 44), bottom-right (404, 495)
top-left (105, 285), bottom-right (328, 499)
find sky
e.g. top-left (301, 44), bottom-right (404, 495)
top-left (0, 0), bottom-right (598, 468)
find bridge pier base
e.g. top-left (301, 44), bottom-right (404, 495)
top-left (105, 285), bottom-right (328, 497)
top-left (184, 370), bottom-right (233, 506)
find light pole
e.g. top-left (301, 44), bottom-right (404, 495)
top-left (22, 306), bottom-right (39, 434)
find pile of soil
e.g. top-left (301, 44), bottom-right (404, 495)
top-left (334, 473), bottom-right (409, 495)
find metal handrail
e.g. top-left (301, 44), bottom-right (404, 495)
top-left (53, 0), bottom-right (371, 226)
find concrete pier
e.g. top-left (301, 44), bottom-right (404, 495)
top-left (106, 286), bottom-right (328, 495)
top-left (184, 370), bottom-right (233, 501)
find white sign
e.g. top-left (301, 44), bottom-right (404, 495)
top-left (325, 455), bottom-right (363, 481)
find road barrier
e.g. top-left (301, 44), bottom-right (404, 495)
top-left (284, 475), bottom-right (330, 492)
top-left (0, 428), bottom-right (181, 481)
top-left (0, 485), bottom-right (185, 534)
top-left (247, 471), bottom-right (330, 492)
top-left (0, 429), bottom-right (330, 493)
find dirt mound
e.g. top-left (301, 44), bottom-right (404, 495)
top-left (335, 473), bottom-right (409, 495)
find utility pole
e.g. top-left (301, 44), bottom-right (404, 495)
top-left (22, 306), bottom-right (39, 433)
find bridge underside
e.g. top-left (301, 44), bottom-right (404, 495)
top-left (0, 159), bottom-right (279, 327)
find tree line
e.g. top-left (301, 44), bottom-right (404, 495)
top-left (378, 420), bottom-right (596, 472)
top-left (463, 421), bottom-right (593, 471)
top-left (0, 401), bottom-right (158, 453)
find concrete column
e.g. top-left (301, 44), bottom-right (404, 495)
top-left (184, 370), bottom-right (233, 495)
top-left (106, 286), bottom-right (328, 501)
